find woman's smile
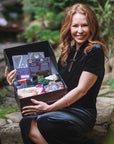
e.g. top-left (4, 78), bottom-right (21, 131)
top-left (70, 13), bottom-right (90, 50)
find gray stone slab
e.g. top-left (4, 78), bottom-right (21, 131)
top-left (5, 112), bottom-right (22, 123)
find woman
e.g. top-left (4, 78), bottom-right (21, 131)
top-left (5, 3), bottom-right (107, 144)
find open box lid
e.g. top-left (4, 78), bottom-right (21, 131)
top-left (3, 41), bottom-right (58, 74)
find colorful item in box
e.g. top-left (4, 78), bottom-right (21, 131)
top-left (17, 84), bottom-right (45, 99)
top-left (37, 78), bottom-right (53, 85)
top-left (12, 52), bottom-right (51, 80)
top-left (28, 52), bottom-right (45, 59)
top-left (28, 57), bottom-right (51, 77)
top-left (12, 55), bottom-right (28, 69)
top-left (14, 78), bottom-right (34, 89)
top-left (36, 69), bottom-right (51, 78)
top-left (44, 81), bottom-right (64, 93)
top-left (45, 74), bottom-right (59, 81)
top-left (16, 68), bottom-right (30, 80)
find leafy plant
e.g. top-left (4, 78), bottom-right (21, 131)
top-left (24, 25), bottom-right (42, 42)
top-left (107, 79), bottom-right (114, 90)
top-left (18, 0), bottom-right (114, 55)
top-left (94, 0), bottom-right (114, 56)
top-left (0, 105), bottom-right (19, 119)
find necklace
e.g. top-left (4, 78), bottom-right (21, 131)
top-left (68, 50), bottom-right (77, 72)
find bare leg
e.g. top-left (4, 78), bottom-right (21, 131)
top-left (29, 119), bottom-right (48, 144)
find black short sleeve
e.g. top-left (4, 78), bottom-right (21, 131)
top-left (83, 44), bottom-right (105, 78)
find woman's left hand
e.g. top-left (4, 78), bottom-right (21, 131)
top-left (22, 99), bottom-right (50, 116)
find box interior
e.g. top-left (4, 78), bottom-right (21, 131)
top-left (4, 41), bottom-right (58, 74)
top-left (3, 41), bottom-right (67, 108)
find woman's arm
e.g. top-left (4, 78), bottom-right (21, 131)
top-left (49, 71), bottom-right (97, 111)
top-left (22, 71), bottom-right (97, 116)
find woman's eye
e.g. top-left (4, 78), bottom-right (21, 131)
top-left (83, 24), bottom-right (88, 27)
top-left (72, 25), bottom-right (78, 27)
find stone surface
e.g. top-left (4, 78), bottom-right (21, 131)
top-left (0, 119), bottom-right (6, 127)
top-left (0, 123), bottom-right (23, 144)
top-left (110, 108), bottom-right (114, 123)
top-left (3, 97), bottom-right (18, 107)
top-left (5, 112), bottom-right (22, 123)
top-left (96, 97), bottom-right (114, 124)
top-left (98, 88), bottom-right (112, 96)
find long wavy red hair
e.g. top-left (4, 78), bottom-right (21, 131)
top-left (59, 3), bottom-right (107, 65)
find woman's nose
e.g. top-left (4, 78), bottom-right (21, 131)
top-left (77, 26), bottom-right (83, 33)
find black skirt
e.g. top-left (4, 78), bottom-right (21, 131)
top-left (19, 107), bottom-right (96, 144)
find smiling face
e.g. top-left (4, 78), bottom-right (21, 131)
top-left (70, 13), bottom-right (90, 50)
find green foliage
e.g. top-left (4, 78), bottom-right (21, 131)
top-left (0, 105), bottom-right (19, 119)
top-left (103, 124), bottom-right (114, 144)
top-left (18, 0), bottom-right (114, 53)
top-left (94, 0), bottom-right (114, 56)
top-left (35, 8), bottom-right (47, 19)
top-left (24, 25), bottom-right (60, 44)
top-left (0, 89), bottom-right (8, 97)
top-left (35, 8), bottom-right (63, 29)
top-left (107, 79), bottom-right (114, 90)
top-left (24, 25), bottom-right (42, 42)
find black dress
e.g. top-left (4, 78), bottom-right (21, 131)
top-left (19, 42), bottom-right (105, 144)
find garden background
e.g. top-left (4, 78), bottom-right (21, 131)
top-left (0, 0), bottom-right (114, 144)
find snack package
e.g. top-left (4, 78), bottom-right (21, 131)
top-left (36, 70), bottom-right (51, 78)
top-left (14, 78), bottom-right (34, 89)
top-left (37, 77), bottom-right (53, 85)
top-left (17, 84), bottom-right (45, 99)
top-left (45, 74), bottom-right (59, 81)
top-left (44, 81), bottom-right (64, 93)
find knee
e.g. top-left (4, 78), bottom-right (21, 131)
top-left (37, 114), bottom-right (52, 134)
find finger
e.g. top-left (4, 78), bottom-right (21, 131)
top-left (8, 72), bottom-right (17, 82)
top-left (22, 105), bottom-right (37, 110)
top-left (5, 67), bottom-right (8, 77)
top-left (31, 99), bottom-right (41, 104)
top-left (7, 69), bottom-right (17, 79)
top-left (22, 109), bottom-right (37, 115)
top-left (23, 111), bottom-right (35, 116)
top-left (7, 70), bottom-right (17, 85)
top-left (22, 109), bottom-right (36, 114)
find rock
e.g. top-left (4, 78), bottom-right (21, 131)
top-left (105, 61), bottom-right (110, 74)
top-left (96, 97), bottom-right (114, 124)
top-left (3, 97), bottom-right (18, 107)
top-left (0, 123), bottom-right (23, 144)
top-left (98, 88), bottom-right (112, 96)
top-left (5, 112), bottom-right (22, 123)
top-left (0, 119), bottom-right (6, 127)
top-left (7, 119), bottom-right (13, 124)
top-left (87, 97), bottom-right (114, 144)
top-left (104, 57), bottom-right (114, 79)
top-left (109, 57), bottom-right (114, 68)
top-left (0, 53), bottom-right (4, 61)
top-left (87, 125), bottom-right (108, 144)
top-left (0, 62), bottom-right (6, 83)
top-left (110, 108), bottom-right (114, 123)
top-left (111, 67), bottom-right (114, 78)
top-left (104, 72), bottom-right (112, 81)
top-left (107, 92), bottom-right (114, 98)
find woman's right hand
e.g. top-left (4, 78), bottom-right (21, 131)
top-left (5, 67), bottom-right (17, 86)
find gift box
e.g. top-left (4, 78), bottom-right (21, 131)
top-left (4, 41), bottom-right (67, 111)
